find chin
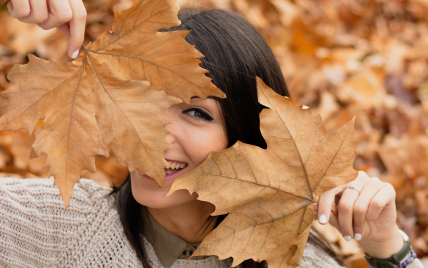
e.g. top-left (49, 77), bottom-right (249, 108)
top-left (131, 179), bottom-right (196, 209)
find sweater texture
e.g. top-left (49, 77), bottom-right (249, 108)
top-left (0, 178), bottom-right (367, 267)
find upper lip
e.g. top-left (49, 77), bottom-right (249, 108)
top-left (164, 158), bottom-right (188, 165)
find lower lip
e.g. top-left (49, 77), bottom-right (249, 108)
top-left (143, 166), bottom-right (188, 183)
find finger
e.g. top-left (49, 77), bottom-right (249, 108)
top-left (366, 184), bottom-right (396, 221)
top-left (7, 0), bottom-right (30, 19)
top-left (17, 0), bottom-right (48, 24)
top-left (352, 178), bottom-right (382, 241)
top-left (57, 23), bottom-right (71, 36)
top-left (317, 184), bottom-right (347, 225)
top-left (328, 205), bottom-right (339, 228)
top-left (314, 203), bottom-right (339, 224)
top-left (37, 0), bottom-right (72, 30)
top-left (29, 0), bottom-right (48, 23)
top-left (67, 0), bottom-right (87, 58)
top-left (337, 182), bottom-right (365, 241)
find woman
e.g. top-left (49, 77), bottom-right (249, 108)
top-left (1, 1), bottom-right (422, 268)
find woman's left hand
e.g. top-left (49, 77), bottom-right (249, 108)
top-left (315, 171), bottom-right (404, 258)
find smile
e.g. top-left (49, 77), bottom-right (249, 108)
top-left (143, 160), bottom-right (189, 183)
top-left (164, 160), bottom-right (188, 177)
top-left (165, 161), bottom-right (188, 170)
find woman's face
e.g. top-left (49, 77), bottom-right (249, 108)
top-left (130, 97), bottom-right (228, 209)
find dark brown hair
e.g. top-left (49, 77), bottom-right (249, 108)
top-left (112, 8), bottom-right (341, 268)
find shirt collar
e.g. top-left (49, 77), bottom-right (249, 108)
top-left (141, 207), bottom-right (202, 268)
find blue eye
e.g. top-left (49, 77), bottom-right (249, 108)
top-left (184, 108), bottom-right (213, 121)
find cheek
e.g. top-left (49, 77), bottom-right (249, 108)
top-left (182, 126), bottom-right (227, 166)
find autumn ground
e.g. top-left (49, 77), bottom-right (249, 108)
top-left (1, 0), bottom-right (428, 267)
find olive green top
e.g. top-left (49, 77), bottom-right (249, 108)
top-left (142, 207), bottom-right (208, 268)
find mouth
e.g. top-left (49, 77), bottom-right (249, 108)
top-left (143, 160), bottom-right (189, 183)
top-left (164, 160), bottom-right (188, 175)
top-left (164, 160), bottom-right (189, 182)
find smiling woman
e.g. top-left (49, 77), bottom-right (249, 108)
top-left (0, 1), bottom-right (424, 268)
top-left (113, 8), bottom-right (424, 268)
top-left (132, 97), bottom-right (227, 211)
top-left (114, 9), bottom-right (347, 268)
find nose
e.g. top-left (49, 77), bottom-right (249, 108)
top-left (165, 124), bottom-right (175, 144)
top-left (163, 107), bottom-right (175, 145)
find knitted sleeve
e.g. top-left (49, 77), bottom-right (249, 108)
top-left (0, 177), bottom-right (142, 268)
top-left (299, 234), bottom-right (425, 268)
top-left (298, 240), bottom-right (344, 268)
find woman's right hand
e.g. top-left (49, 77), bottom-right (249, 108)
top-left (7, 0), bottom-right (87, 59)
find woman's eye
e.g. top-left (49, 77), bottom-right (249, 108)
top-left (193, 110), bottom-right (204, 118)
top-left (184, 108), bottom-right (213, 121)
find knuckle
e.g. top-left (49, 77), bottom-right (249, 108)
top-left (75, 13), bottom-right (86, 22)
top-left (75, 8), bottom-right (87, 20)
top-left (386, 183), bottom-right (396, 193)
top-left (338, 201), bottom-right (351, 212)
top-left (34, 13), bottom-right (48, 24)
top-left (353, 204), bottom-right (366, 216)
top-left (15, 7), bottom-right (31, 18)
top-left (366, 213), bottom-right (377, 221)
top-left (38, 23), bottom-right (50, 30)
top-left (370, 199), bottom-right (383, 210)
top-left (371, 176), bottom-right (380, 183)
top-left (58, 8), bottom-right (73, 22)
top-left (357, 170), bottom-right (368, 178)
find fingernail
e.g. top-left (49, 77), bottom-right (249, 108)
top-left (318, 214), bottom-right (327, 224)
top-left (354, 233), bottom-right (361, 241)
top-left (72, 50), bottom-right (79, 59)
top-left (344, 236), bottom-right (352, 241)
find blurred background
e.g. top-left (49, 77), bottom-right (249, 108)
top-left (1, 0), bottom-right (428, 267)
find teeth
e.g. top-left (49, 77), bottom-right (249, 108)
top-left (165, 161), bottom-right (187, 170)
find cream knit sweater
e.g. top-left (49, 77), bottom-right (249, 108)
top-left (0, 178), bottom-right (354, 267)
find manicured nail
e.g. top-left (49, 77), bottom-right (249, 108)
top-left (72, 50), bottom-right (79, 59)
top-left (318, 214), bottom-right (327, 224)
top-left (344, 236), bottom-right (351, 241)
top-left (354, 233), bottom-right (361, 241)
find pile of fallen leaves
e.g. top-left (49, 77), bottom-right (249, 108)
top-left (213, 0), bottom-right (428, 266)
top-left (1, 0), bottom-right (428, 267)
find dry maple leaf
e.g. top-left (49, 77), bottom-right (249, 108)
top-left (0, 0), bottom-right (224, 208)
top-left (169, 77), bottom-right (357, 267)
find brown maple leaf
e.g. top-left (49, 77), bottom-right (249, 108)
top-left (0, 0), bottom-right (224, 208)
top-left (168, 77), bottom-right (357, 267)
